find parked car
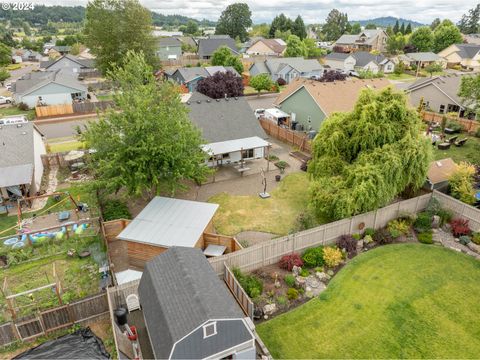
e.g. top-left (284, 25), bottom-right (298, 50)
top-left (0, 96), bottom-right (12, 104)
top-left (254, 108), bottom-right (265, 119)
top-left (5, 83), bottom-right (12, 91)
top-left (348, 70), bottom-right (360, 78)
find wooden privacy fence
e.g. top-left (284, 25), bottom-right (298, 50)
top-left (422, 111), bottom-right (479, 133)
top-left (432, 190), bottom-right (480, 231)
top-left (0, 292), bottom-right (109, 347)
top-left (224, 264), bottom-right (254, 319)
top-left (209, 193), bottom-right (433, 275)
top-left (101, 219), bottom-right (131, 243)
top-left (259, 118), bottom-right (312, 153)
top-left (35, 104), bottom-right (74, 118)
top-left (73, 101), bottom-right (115, 114)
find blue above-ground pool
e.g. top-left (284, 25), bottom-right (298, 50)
top-left (3, 237), bottom-right (18, 246)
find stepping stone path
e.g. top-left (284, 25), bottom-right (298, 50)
top-left (305, 275), bottom-right (326, 298)
top-left (432, 228), bottom-right (480, 260)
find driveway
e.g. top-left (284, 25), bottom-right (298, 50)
top-left (246, 93), bottom-right (278, 111)
top-left (35, 115), bottom-right (99, 139)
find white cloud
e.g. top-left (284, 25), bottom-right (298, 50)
top-left (30, 0), bottom-right (477, 24)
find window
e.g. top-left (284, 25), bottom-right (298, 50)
top-left (439, 105), bottom-right (445, 113)
top-left (242, 149), bottom-right (254, 158)
top-left (203, 322), bottom-right (217, 338)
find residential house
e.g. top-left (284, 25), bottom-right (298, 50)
top-left (156, 37), bottom-right (183, 60)
top-left (138, 247), bottom-right (256, 359)
top-left (198, 36), bottom-right (239, 59)
top-left (186, 92), bottom-right (269, 167)
top-left (333, 29), bottom-right (389, 53)
top-left (245, 38), bottom-right (287, 56)
top-left (437, 43), bottom-right (480, 69)
top-left (116, 196), bottom-right (220, 268)
top-left (399, 52), bottom-right (447, 68)
top-left (152, 29), bottom-right (183, 37)
top-left (177, 36), bottom-right (197, 51)
top-left (13, 70), bottom-right (87, 108)
top-left (406, 74), bottom-right (475, 118)
top-left (167, 66), bottom-right (240, 92)
top-left (51, 46), bottom-right (71, 56)
top-left (274, 77), bottom-right (390, 131)
top-left (11, 49), bottom-right (43, 63)
top-left (249, 57), bottom-right (324, 84)
top-left (324, 51), bottom-right (394, 74)
top-left (463, 34), bottom-right (480, 45)
top-left (40, 54), bottom-right (96, 77)
top-left (42, 42), bottom-right (56, 55)
top-left (0, 116), bottom-right (46, 202)
top-left (425, 158), bottom-right (458, 191)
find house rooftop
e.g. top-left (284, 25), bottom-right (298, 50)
top-left (186, 92), bottom-right (267, 143)
top-left (13, 70), bottom-right (87, 96)
top-left (173, 66), bottom-right (239, 83)
top-left (197, 37), bottom-right (238, 57)
top-left (427, 158), bottom-right (457, 185)
top-left (40, 54), bottom-right (95, 70)
top-left (275, 77), bottom-right (391, 116)
top-left (262, 57), bottom-right (323, 74)
top-left (405, 52), bottom-right (443, 62)
top-left (350, 51), bottom-right (386, 67)
top-left (158, 37), bottom-right (183, 47)
top-left (138, 247), bottom-right (249, 359)
top-left (117, 196), bottom-right (219, 248)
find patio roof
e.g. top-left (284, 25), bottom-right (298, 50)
top-left (202, 136), bottom-right (270, 156)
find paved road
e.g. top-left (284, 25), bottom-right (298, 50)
top-left (36, 117), bottom-right (98, 139)
top-left (246, 93), bottom-right (277, 111)
top-left (0, 62), bottom-right (39, 96)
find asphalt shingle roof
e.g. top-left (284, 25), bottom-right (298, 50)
top-left (198, 37), bottom-right (238, 58)
top-left (13, 70), bottom-right (87, 96)
top-left (455, 44), bottom-right (480, 59)
top-left (174, 66), bottom-right (239, 83)
top-left (405, 52), bottom-right (443, 62)
top-left (264, 57), bottom-right (323, 74)
top-left (351, 51), bottom-right (386, 67)
top-left (138, 247), bottom-right (246, 359)
top-left (186, 92), bottom-right (267, 143)
top-left (40, 54), bottom-right (95, 70)
top-left (158, 37), bottom-right (183, 47)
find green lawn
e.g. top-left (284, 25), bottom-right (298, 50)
top-left (47, 140), bottom-right (86, 153)
top-left (386, 73), bottom-right (416, 81)
top-left (96, 94), bottom-right (114, 101)
top-left (433, 135), bottom-right (480, 165)
top-left (209, 172), bottom-right (317, 236)
top-left (258, 244), bottom-right (480, 359)
top-left (0, 107), bottom-right (35, 120)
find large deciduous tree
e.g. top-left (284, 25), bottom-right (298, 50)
top-left (284, 34), bottom-right (307, 57)
top-left (196, 71), bottom-right (244, 99)
top-left (249, 74), bottom-right (273, 95)
top-left (458, 74), bottom-right (480, 119)
top-left (409, 27), bottom-right (434, 52)
top-left (211, 46), bottom-right (244, 74)
top-left (458, 4), bottom-right (480, 34)
top-left (269, 13), bottom-right (292, 38)
top-left (308, 87), bottom-right (432, 220)
top-left (215, 3), bottom-right (252, 42)
top-left (0, 43), bottom-right (11, 66)
top-left (81, 51), bottom-right (210, 198)
top-left (322, 9), bottom-right (349, 41)
top-left (433, 20), bottom-right (463, 52)
top-left (84, 0), bottom-right (157, 74)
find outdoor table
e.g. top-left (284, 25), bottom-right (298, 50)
top-left (58, 211), bottom-right (70, 221)
top-left (203, 244), bottom-right (227, 257)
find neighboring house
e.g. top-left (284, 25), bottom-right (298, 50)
top-left (198, 36), bottom-right (239, 59)
top-left (40, 54), bottom-right (96, 77)
top-left (42, 42), bottom-right (55, 55)
top-left (138, 247), bottom-right (256, 360)
top-left (167, 66), bottom-right (240, 92)
top-left (186, 92), bottom-right (269, 167)
top-left (156, 37), bottom-right (183, 60)
top-left (152, 30), bottom-right (183, 37)
top-left (333, 29), bottom-right (389, 53)
top-left (177, 36), bottom-right (197, 50)
top-left (437, 43), bottom-right (480, 69)
top-left (406, 74), bottom-right (475, 118)
top-left (425, 158), bottom-right (457, 191)
top-left (0, 117), bottom-right (46, 202)
top-left (20, 50), bottom-right (43, 62)
top-left (463, 34), bottom-right (480, 45)
top-left (13, 70), bottom-right (87, 108)
top-left (51, 46), bottom-right (71, 55)
top-left (117, 196), bottom-right (219, 268)
top-left (400, 52), bottom-right (447, 68)
top-left (245, 38), bottom-right (287, 56)
top-left (274, 77), bottom-right (390, 131)
top-left (249, 57), bottom-right (324, 83)
top-left (324, 52), bottom-right (394, 74)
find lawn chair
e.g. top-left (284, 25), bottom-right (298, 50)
top-left (126, 294), bottom-right (140, 312)
top-left (454, 138), bottom-right (468, 147)
top-left (447, 135), bottom-right (458, 144)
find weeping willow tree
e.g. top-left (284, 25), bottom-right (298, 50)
top-left (308, 87), bottom-right (432, 221)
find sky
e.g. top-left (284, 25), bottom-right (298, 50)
top-left (30, 0), bottom-right (478, 24)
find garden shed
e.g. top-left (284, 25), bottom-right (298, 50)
top-left (425, 158), bottom-right (458, 191)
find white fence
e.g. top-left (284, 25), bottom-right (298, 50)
top-left (433, 191), bottom-right (480, 231)
top-left (209, 194), bottom-right (433, 274)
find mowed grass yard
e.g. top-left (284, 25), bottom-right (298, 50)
top-left (258, 244), bottom-right (480, 359)
top-left (433, 135), bottom-right (480, 165)
top-left (209, 172), bottom-right (316, 236)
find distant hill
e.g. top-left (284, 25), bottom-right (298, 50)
top-left (351, 17), bottom-right (424, 28)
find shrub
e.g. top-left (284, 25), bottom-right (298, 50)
top-left (302, 247), bottom-right (324, 268)
top-left (18, 102), bottom-right (29, 111)
top-left (336, 235), bottom-right (357, 258)
top-left (352, 233), bottom-right (361, 240)
top-left (459, 235), bottom-right (471, 245)
top-left (279, 253), bottom-right (303, 271)
top-left (414, 212), bottom-right (432, 232)
top-left (276, 295), bottom-right (288, 306)
top-left (363, 234), bottom-right (373, 244)
top-left (449, 162), bottom-right (476, 205)
top-left (364, 228), bottom-right (375, 237)
top-left (475, 128), bottom-right (480, 138)
top-left (436, 208), bottom-right (454, 226)
top-left (322, 247), bottom-right (343, 268)
top-left (274, 160), bottom-right (289, 170)
top-left (450, 218), bottom-right (471, 237)
top-left (445, 120), bottom-right (462, 133)
top-left (417, 231), bottom-right (433, 244)
top-left (287, 287), bottom-right (299, 300)
top-left (300, 268), bottom-right (309, 277)
top-left (101, 199), bottom-right (132, 221)
top-left (284, 274), bottom-right (296, 287)
top-left (277, 77), bottom-right (287, 86)
top-left (294, 211), bottom-right (316, 232)
top-left (426, 197), bottom-right (442, 215)
top-left (387, 219), bottom-right (410, 238)
top-left (472, 232), bottom-right (480, 245)
top-left (267, 154), bottom-right (279, 161)
top-left (232, 267), bottom-right (263, 298)
top-left (373, 228), bottom-right (394, 245)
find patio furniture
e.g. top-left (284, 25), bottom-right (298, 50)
top-left (58, 211), bottom-right (70, 221)
top-left (437, 143), bottom-right (451, 150)
top-left (447, 136), bottom-right (458, 144)
top-left (454, 138), bottom-right (468, 147)
top-left (203, 244), bottom-right (227, 257)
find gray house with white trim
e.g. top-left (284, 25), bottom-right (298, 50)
top-left (138, 247), bottom-right (256, 360)
top-left (40, 54), bottom-right (96, 77)
top-left (249, 57), bottom-right (323, 83)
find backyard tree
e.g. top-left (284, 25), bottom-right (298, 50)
top-left (433, 20), bottom-right (463, 52)
top-left (424, 63), bottom-right (444, 77)
top-left (249, 74), bottom-right (273, 95)
top-left (308, 87), bottom-right (432, 220)
top-left (0, 68), bottom-right (10, 86)
top-left (0, 43), bottom-right (11, 66)
top-left (458, 73), bottom-right (480, 119)
top-left (292, 16), bottom-right (307, 40)
top-left (322, 9), bottom-right (349, 41)
top-left (185, 20), bottom-right (199, 35)
top-left (215, 3), bottom-right (252, 42)
top-left (304, 38), bottom-right (325, 58)
top-left (269, 14), bottom-right (293, 38)
top-left (81, 51), bottom-right (210, 199)
top-left (285, 35), bottom-right (307, 57)
top-left (409, 27), bottom-right (434, 52)
top-left (196, 70), bottom-right (244, 99)
top-left (84, 0), bottom-right (158, 74)
top-left (211, 46), bottom-right (244, 74)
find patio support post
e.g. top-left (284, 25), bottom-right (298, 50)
top-left (266, 145), bottom-right (270, 172)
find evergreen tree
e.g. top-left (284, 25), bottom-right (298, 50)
top-left (430, 18), bottom-right (441, 30)
top-left (292, 15), bottom-right (307, 40)
top-left (393, 20), bottom-right (400, 34)
top-left (269, 13), bottom-right (290, 38)
top-left (458, 4), bottom-right (480, 34)
top-left (399, 22), bottom-right (405, 35)
top-left (405, 23), bottom-right (412, 34)
top-left (322, 9), bottom-right (349, 41)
